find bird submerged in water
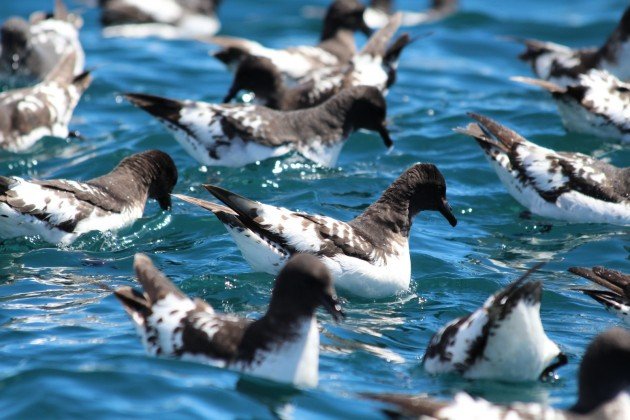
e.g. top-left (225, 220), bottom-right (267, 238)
top-left (424, 264), bottom-right (567, 382)
top-left (115, 253), bottom-right (344, 387)
top-left (0, 150), bottom-right (177, 245)
top-left (174, 163), bottom-right (457, 299)
top-left (365, 328), bottom-right (630, 419)
top-left (125, 86), bottom-right (392, 167)
top-left (456, 113), bottom-right (630, 225)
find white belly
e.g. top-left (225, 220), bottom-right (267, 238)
top-left (240, 318), bottom-right (320, 387)
top-left (489, 159), bottom-right (630, 225)
top-left (322, 241), bottom-right (411, 299)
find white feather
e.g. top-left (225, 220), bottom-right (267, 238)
top-left (480, 139), bottom-right (630, 225)
top-left (0, 178), bottom-right (145, 244)
top-left (239, 317), bottom-right (320, 387)
top-left (218, 204), bottom-right (411, 298)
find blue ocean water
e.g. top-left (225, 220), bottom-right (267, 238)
top-left (0, 0), bottom-right (628, 418)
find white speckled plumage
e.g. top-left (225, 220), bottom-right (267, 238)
top-left (0, 53), bottom-right (91, 151)
top-left (174, 163), bottom-right (457, 299)
top-left (514, 70), bottom-right (630, 142)
top-left (457, 113), bottom-right (630, 225)
top-left (116, 253), bottom-right (343, 387)
top-left (424, 276), bottom-right (562, 382)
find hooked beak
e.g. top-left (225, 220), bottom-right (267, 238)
top-left (321, 293), bottom-right (345, 322)
top-left (158, 195), bottom-right (172, 211)
top-left (377, 125), bottom-right (393, 150)
top-left (438, 197), bottom-right (457, 227)
top-left (540, 352), bottom-right (568, 381)
top-left (223, 85), bottom-right (239, 103)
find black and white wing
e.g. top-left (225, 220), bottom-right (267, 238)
top-left (0, 176), bottom-right (124, 233)
top-left (202, 184), bottom-right (378, 263)
top-left (115, 253), bottom-right (251, 363)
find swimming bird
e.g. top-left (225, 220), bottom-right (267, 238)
top-left (115, 253), bottom-right (344, 387)
top-left (223, 13), bottom-right (412, 111)
top-left (424, 264), bottom-right (567, 382)
top-left (0, 150), bottom-right (177, 245)
top-left (0, 52), bottom-right (91, 152)
top-left (174, 163), bottom-right (457, 298)
top-left (125, 85), bottom-right (392, 167)
top-left (367, 328), bottom-right (630, 419)
top-left (455, 113), bottom-right (630, 225)
top-left (100, 0), bottom-right (221, 40)
top-left (516, 6), bottom-right (630, 86)
top-left (570, 266), bottom-right (629, 326)
top-left (512, 71), bottom-right (630, 142)
top-left (0, 0), bottom-right (84, 83)
top-left (206, 0), bottom-right (372, 81)
top-left (364, 0), bottom-right (458, 29)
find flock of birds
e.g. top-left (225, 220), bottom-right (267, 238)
top-left (0, 0), bottom-right (628, 418)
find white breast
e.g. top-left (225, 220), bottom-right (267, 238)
top-left (486, 156), bottom-right (630, 225)
top-left (323, 240), bottom-right (411, 299)
top-left (240, 317), bottom-right (320, 387)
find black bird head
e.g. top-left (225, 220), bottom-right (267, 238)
top-left (269, 254), bottom-right (344, 322)
top-left (223, 56), bottom-right (282, 105)
top-left (394, 163), bottom-right (457, 227)
top-left (323, 0), bottom-right (372, 39)
top-left (571, 328), bottom-right (630, 415)
top-left (342, 86), bottom-right (392, 149)
top-left (119, 150), bottom-right (178, 211)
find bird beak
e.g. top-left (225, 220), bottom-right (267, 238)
top-left (378, 125), bottom-right (394, 150)
top-left (540, 352), bottom-right (568, 381)
top-left (321, 293), bottom-right (345, 322)
top-left (223, 85), bottom-right (239, 103)
top-left (438, 197), bottom-right (457, 227)
top-left (158, 195), bottom-right (172, 211)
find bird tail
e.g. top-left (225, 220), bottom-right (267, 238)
top-left (510, 76), bottom-right (567, 94)
top-left (569, 266), bottom-right (629, 296)
top-left (124, 93), bottom-right (185, 125)
top-left (454, 112), bottom-right (530, 153)
top-left (597, 7), bottom-right (630, 64)
top-left (173, 193), bottom-right (246, 228)
top-left (360, 12), bottom-right (402, 58)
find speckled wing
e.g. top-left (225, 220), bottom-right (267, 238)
top-left (0, 89), bottom-right (54, 145)
top-left (215, 105), bottom-right (298, 148)
top-left (178, 310), bottom-right (251, 363)
top-left (461, 113), bottom-right (626, 204)
top-left (570, 70), bottom-right (630, 132)
top-left (204, 184), bottom-right (376, 263)
top-left (116, 254), bottom-right (252, 363)
top-left (0, 177), bottom-right (122, 232)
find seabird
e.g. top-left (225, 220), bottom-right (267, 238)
top-left (115, 253), bottom-right (344, 387)
top-left (174, 163), bottom-right (457, 298)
